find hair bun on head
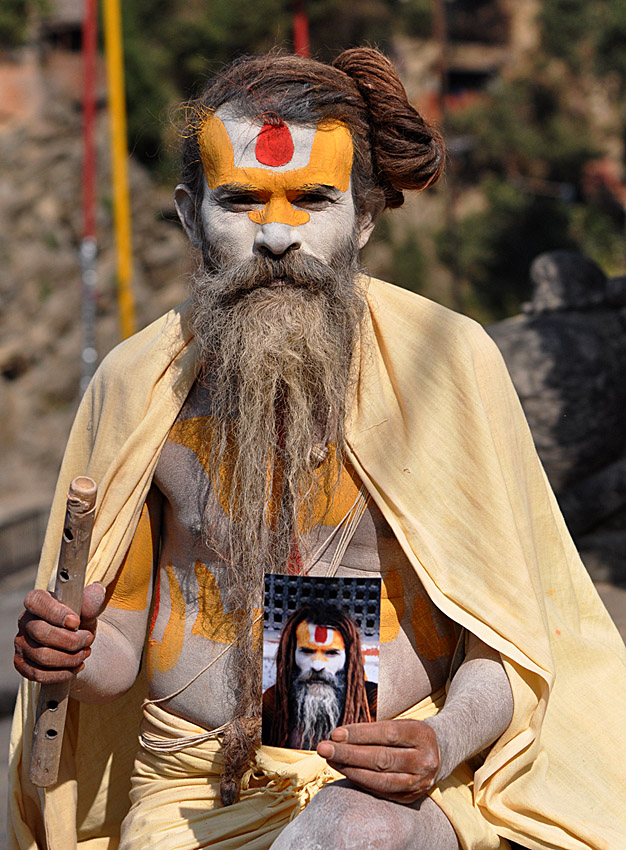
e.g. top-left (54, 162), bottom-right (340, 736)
top-left (332, 47), bottom-right (445, 208)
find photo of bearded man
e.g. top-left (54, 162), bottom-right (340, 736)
top-left (263, 602), bottom-right (377, 749)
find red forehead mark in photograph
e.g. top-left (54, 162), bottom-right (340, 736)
top-left (314, 625), bottom-right (328, 644)
top-left (255, 122), bottom-right (294, 167)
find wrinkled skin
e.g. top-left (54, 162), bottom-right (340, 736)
top-left (317, 718), bottom-right (440, 804)
top-left (14, 583), bottom-right (106, 684)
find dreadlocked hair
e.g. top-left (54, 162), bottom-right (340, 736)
top-left (267, 603), bottom-right (372, 748)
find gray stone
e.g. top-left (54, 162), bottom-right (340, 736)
top-left (489, 250), bottom-right (626, 584)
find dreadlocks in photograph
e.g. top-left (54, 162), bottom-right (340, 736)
top-left (263, 603), bottom-right (377, 749)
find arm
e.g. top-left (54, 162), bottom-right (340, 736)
top-left (317, 633), bottom-right (513, 803)
top-left (14, 488), bottom-right (160, 704)
top-left (422, 633), bottom-right (514, 781)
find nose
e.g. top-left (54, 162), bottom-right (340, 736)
top-left (254, 222), bottom-right (302, 256)
top-left (311, 659), bottom-right (326, 672)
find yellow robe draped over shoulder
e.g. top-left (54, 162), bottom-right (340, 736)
top-left (9, 277), bottom-right (626, 850)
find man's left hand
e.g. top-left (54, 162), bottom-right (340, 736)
top-left (316, 719), bottom-right (440, 804)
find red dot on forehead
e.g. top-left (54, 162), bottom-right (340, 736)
top-left (314, 626), bottom-right (328, 644)
top-left (255, 122), bottom-right (294, 167)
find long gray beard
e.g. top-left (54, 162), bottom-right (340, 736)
top-left (293, 671), bottom-right (346, 750)
top-left (189, 233), bottom-right (365, 721)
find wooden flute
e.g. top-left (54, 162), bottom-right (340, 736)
top-left (29, 476), bottom-right (98, 788)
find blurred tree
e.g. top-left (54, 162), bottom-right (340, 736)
top-left (439, 1), bottom-right (626, 319)
top-left (0, 0), bottom-right (47, 47)
top-left (438, 178), bottom-right (576, 316)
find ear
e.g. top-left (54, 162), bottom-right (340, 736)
top-left (356, 191), bottom-right (386, 249)
top-left (174, 183), bottom-right (202, 249)
top-left (357, 212), bottom-right (376, 249)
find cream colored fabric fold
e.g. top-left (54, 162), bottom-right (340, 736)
top-left (9, 278), bottom-right (626, 850)
top-left (120, 691), bottom-right (499, 850)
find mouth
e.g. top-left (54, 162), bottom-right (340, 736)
top-left (267, 276), bottom-right (295, 288)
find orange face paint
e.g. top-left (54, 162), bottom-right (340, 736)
top-left (294, 619), bottom-right (347, 676)
top-left (296, 621), bottom-right (346, 654)
top-left (198, 113), bottom-right (354, 227)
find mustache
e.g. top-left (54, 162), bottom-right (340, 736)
top-left (296, 668), bottom-right (341, 687)
top-left (202, 248), bottom-right (337, 305)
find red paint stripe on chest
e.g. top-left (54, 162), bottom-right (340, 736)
top-left (315, 625), bottom-right (328, 644)
top-left (149, 569), bottom-right (161, 635)
top-left (255, 122), bottom-right (294, 167)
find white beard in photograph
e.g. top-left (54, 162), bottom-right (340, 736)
top-left (292, 668), bottom-right (347, 750)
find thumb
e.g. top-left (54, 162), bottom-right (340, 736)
top-left (80, 582), bottom-right (107, 632)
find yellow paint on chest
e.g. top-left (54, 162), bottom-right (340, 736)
top-left (148, 565), bottom-right (186, 676)
top-left (192, 561), bottom-right (263, 649)
top-left (168, 416), bottom-right (361, 530)
top-left (108, 501), bottom-right (153, 612)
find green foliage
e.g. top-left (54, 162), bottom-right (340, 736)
top-left (595, 3), bottom-right (626, 86)
top-left (448, 75), bottom-right (598, 185)
top-left (569, 204), bottom-right (626, 276)
top-left (539, 0), bottom-right (596, 70)
top-left (541, 0), bottom-right (626, 83)
top-left (387, 0), bottom-right (433, 40)
top-left (390, 229), bottom-right (429, 295)
top-left (438, 178), bottom-right (577, 318)
top-left (0, 0), bottom-right (47, 46)
top-left (439, 0), bottom-right (626, 320)
top-left (0, 0), bottom-right (28, 46)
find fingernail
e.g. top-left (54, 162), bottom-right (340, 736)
top-left (317, 741), bottom-right (334, 759)
top-left (331, 728), bottom-right (348, 742)
top-left (64, 614), bottom-right (79, 630)
top-left (84, 647), bottom-right (91, 658)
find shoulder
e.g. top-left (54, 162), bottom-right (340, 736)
top-left (85, 300), bottom-right (195, 411)
top-left (96, 300), bottom-right (194, 381)
top-left (363, 276), bottom-right (505, 376)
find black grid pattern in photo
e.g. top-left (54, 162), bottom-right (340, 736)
top-left (264, 574), bottom-right (380, 637)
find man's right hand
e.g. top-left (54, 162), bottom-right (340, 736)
top-left (14, 582), bottom-right (106, 684)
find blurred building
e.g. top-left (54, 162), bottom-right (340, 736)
top-left (0, 0), bottom-right (103, 132)
top-left (397, 0), bottom-right (540, 122)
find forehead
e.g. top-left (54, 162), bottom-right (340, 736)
top-left (295, 621), bottom-right (345, 651)
top-left (198, 109), bottom-right (354, 191)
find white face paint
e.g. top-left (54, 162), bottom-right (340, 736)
top-left (294, 621), bottom-right (347, 677)
top-left (176, 108), bottom-right (375, 264)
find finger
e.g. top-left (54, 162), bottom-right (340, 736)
top-left (331, 718), bottom-right (429, 748)
top-left (23, 589), bottom-right (79, 630)
top-left (14, 633), bottom-right (91, 670)
top-left (80, 583), bottom-right (107, 631)
top-left (318, 741), bottom-right (438, 776)
top-left (329, 764), bottom-right (434, 801)
top-left (21, 617), bottom-right (94, 652)
top-left (13, 650), bottom-right (84, 684)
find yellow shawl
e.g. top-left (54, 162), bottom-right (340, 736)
top-left (9, 277), bottom-right (626, 849)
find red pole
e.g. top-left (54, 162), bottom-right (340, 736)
top-left (82, 0), bottom-right (97, 239)
top-left (80, 0), bottom-right (99, 395)
top-left (293, 0), bottom-right (310, 57)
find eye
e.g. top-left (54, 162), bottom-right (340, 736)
top-left (298, 648), bottom-right (314, 655)
top-left (324, 649), bottom-right (340, 656)
top-left (290, 190), bottom-right (336, 211)
top-left (218, 192), bottom-right (265, 211)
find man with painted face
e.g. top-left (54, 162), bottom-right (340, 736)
top-left (263, 604), bottom-right (376, 750)
top-left (10, 49), bottom-right (626, 850)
